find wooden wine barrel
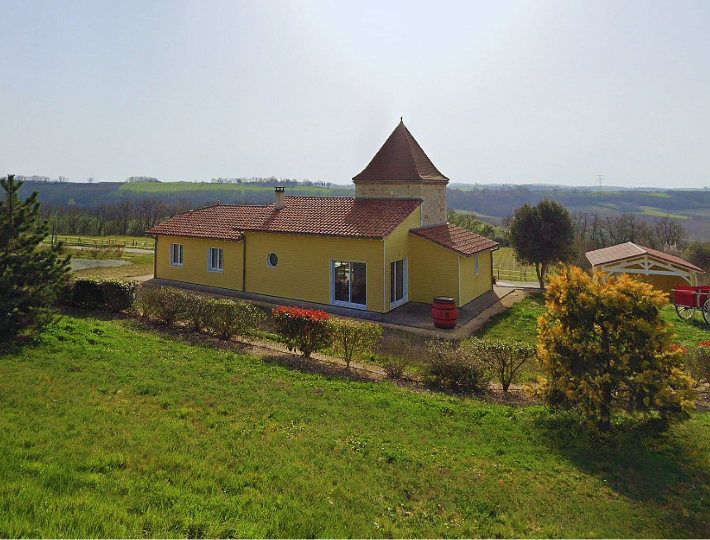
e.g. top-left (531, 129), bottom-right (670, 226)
top-left (432, 296), bottom-right (457, 329)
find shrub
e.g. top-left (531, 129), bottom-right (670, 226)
top-left (139, 286), bottom-right (185, 326)
top-left (183, 293), bottom-right (210, 332)
top-left (99, 280), bottom-right (136, 312)
top-left (686, 340), bottom-right (710, 385)
top-left (380, 356), bottom-right (410, 379)
top-left (424, 339), bottom-right (487, 394)
top-left (86, 245), bottom-right (124, 259)
top-left (272, 306), bottom-right (331, 357)
top-left (204, 298), bottom-right (265, 340)
top-left (536, 265), bottom-right (695, 431)
top-left (467, 338), bottom-right (536, 392)
top-left (328, 318), bottom-right (383, 369)
top-left (70, 278), bottom-right (136, 312)
top-left (71, 278), bottom-right (103, 309)
top-left (376, 329), bottom-right (428, 365)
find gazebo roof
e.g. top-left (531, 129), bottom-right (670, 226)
top-left (585, 242), bottom-right (703, 273)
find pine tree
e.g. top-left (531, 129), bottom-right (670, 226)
top-left (0, 174), bottom-right (71, 341)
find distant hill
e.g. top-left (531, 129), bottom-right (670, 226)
top-left (16, 180), bottom-right (710, 240)
top-left (447, 186), bottom-right (710, 240)
top-left (18, 181), bottom-right (354, 208)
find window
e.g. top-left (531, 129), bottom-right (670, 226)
top-left (267, 252), bottom-right (278, 268)
top-left (208, 247), bottom-right (223, 272)
top-left (170, 243), bottom-right (183, 266)
top-left (474, 253), bottom-right (479, 275)
top-left (390, 259), bottom-right (407, 307)
top-left (332, 260), bottom-right (367, 308)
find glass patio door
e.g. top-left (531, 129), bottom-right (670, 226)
top-left (332, 260), bottom-right (367, 308)
top-left (390, 259), bottom-right (407, 308)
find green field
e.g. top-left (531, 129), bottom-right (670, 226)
top-left (49, 234), bottom-right (155, 249)
top-left (638, 206), bottom-right (690, 219)
top-left (1, 314), bottom-right (709, 538)
top-left (492, 247), bottom-right (537, 281)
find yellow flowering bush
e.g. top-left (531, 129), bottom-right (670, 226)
top-left (536, 265), bottom-right (695, 430)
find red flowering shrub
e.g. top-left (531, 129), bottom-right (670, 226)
top-left (272, 306), bottom-right (331, 357)
top-left (670, 343), bottom-right (688, 355)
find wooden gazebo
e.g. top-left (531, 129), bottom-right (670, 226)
top-left (585, 242), bottom-right (704, 294)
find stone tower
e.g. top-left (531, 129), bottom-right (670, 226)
top-left (353, 120), bottom-right (449, 226)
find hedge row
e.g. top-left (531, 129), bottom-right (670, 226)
top-left (63, 278), bottom-right (136, 312)
top-left (139, 287), bottom-right (265, 340)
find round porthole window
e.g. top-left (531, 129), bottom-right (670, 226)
top-left (267, 252), bottom-right (278, 268)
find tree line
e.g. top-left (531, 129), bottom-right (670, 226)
top-left (40, 199), bottom-right (192, 237)
top-left (572, 211), bottom-right (686, 254)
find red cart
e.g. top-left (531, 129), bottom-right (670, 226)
top-left (671, 286), bottom-right (710, 325)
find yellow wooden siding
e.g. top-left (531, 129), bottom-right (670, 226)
top-left (384, 208), bottom-right (421, 308)
top-left (155, 235), bottom-right (244, 290)
top-left (459, 250), bottom-right (493, 306)
top-left (409, 234), bottom-right (459, 304)
top-left (244, 232), bottom-right (386, 312)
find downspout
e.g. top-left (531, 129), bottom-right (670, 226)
top-left (242, 235), bottom-right (247, 292)
top-left (152, 236), bottom-right (158, 278)
top-left (490, 245), bottom-right (499, 290)
top-left (457, 255), bottom-right (461, 307)
top-left (383, 239), bottom-right (387, 312)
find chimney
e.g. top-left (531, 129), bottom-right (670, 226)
top-left (274, 186), bottom-right (285, 210)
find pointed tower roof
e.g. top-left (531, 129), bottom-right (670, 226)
top-left (353, 120), bottom-right (449, 183)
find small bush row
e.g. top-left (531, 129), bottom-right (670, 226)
top-left (271, 306), bottom-right (383, 365)
top-left (679, 340), bottom-right (710, 385)
top-left (64, 278), bottom-right (136, 312)
top-left (139, 287), bottom-right (265, 340)
top-left (423, 339), bottom-right (488, 393)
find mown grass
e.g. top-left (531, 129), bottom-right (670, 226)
top-left (477, 293), bottom-right (710, 349)
top-left (1, 314), bottom-right (709, 538)
top-left (476, 293), bottom-right (546, 345)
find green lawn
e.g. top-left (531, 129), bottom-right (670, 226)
top-left (476, 293), bottom-right (710, 349)
top-left (1, 315), bottom-right (709, 538)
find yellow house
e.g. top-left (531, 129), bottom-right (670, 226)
top-left (147, 120), bottom-right (499, 313)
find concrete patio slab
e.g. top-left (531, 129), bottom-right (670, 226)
top-left (142, 278), bottom-right (530, 338)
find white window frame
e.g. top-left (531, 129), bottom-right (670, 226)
top-left (207, 247), bottom-right (223, 273)
top-left (330, 260), bottom-right (367, 310)
top-left (170, 243), bottom-right (183, 267)
top-left (474, 253), bottom-right (479, 275)
top-left (390, 258), bottom-right (408, 309)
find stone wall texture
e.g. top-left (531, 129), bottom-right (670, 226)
top-left (354, 181), bottom-right (447, 227)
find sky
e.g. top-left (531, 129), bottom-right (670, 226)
top-left (1, 0), bottom-right (709, 189)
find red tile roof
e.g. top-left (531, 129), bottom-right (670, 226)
top-left (353, 120), bottom-right (449, 183)
top-left (146, 197), bottom-right (422, 241)
top-left (586, 242), bottom-right (704, 272)
top-left (410, 223), bottom-right (500, 257)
